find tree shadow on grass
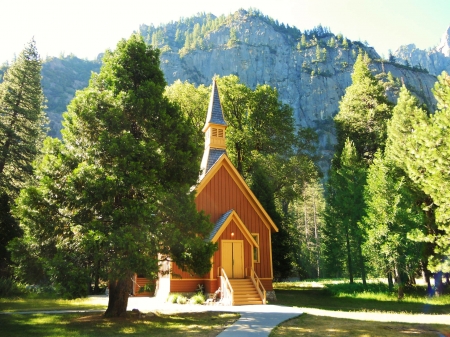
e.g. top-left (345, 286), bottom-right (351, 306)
top-left (0, 312), bottom-right (239, 337)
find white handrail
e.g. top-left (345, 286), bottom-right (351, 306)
top-left (220, 268), bottom-right (234, 305)
top-left (247, 267), bottom-right (266, 304)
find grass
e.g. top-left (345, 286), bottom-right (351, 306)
top-left (269, 313), bottom-right (450, 337)
top-left (0, 311), bottom-right (239, 337)
top-left (271, 281), bottom-right (450, 337)
top-left (0, 297), bottom-right (106, 312)
top-left (274, 281), bottom-right (450, 314)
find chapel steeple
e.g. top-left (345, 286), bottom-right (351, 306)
top-left (203, 79), bottom-right (227, 149)
top-left (199, 80), bottom-right (227, 178)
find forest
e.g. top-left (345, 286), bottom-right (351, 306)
top-left (0, 28), bottom-right (449, 317)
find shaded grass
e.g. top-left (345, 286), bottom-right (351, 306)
top-left (274, 282), bottom-right (450, 314)
top-left (0, 297), bottom-right (106, 312)
top-left (269, 313), bottom-right (450, 337)
top-left (0, 311), bottom-right (239, 337)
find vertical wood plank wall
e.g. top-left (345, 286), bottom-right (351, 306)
top-left (196, 166), bottom-right (273, 281)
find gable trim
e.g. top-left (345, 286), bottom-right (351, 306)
top-left (196, 155), bottom-right (279, 233)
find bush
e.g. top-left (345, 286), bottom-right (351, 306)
top-left (190, 292), bottom-right (205, 304)
top-left (0, 278), bottom-right (26, 297)
top-left (167, 293), bottom-right (181, 303)
top-left (176, 295), bottom-right (187, 304)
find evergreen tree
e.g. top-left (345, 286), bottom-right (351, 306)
top-left (0, 39), bottom-right (47, 197)
top-left (362, 152), bottom-right (424, 298)
top-left (13, 35), bottom-right (216, 316)
top-left (334, 52), bottom-right (392, 161)
top-left (0, 39), bottom-right (46, 277)
top-left (385, 85), bottom-right (436, 291)
top-left (323, 139), bottom-right (366, 283)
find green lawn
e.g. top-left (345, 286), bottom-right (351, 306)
top-left (0, 311), bottom-right (239, 337)
top-left (0, 297), bottom-right (106, 312)
top-left (274, 281), bottom-right (450, 314)
top-left (270, 281), bottom-right (450, 337)
top-left (269, 313), bottom-right (450, 337)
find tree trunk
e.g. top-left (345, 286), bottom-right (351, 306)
top-left (104, 277), bottom-right (132, 317)
top-left (357, 237), bottom-right (366, 286)
top-left (345, 228), bottom-right (353, 284)
top-left (434, 271), bottom-right (443, 297)
top-left (387, 271), bottom-right (393, 292)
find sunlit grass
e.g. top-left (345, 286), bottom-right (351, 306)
top-left (270, 313), bottom-right (450, 337)
top-left (273, 280), bottom-right (450, 315)
top-left (0, 297), bottom-right (106, 312)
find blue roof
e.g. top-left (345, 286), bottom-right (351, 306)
top-left (205, 80), bottom-right (227, 126)
top-left (208, 209), bottom-right (234, 241)
top-left (206, 148), bottom-right (226, 172)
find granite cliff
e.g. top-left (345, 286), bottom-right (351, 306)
top-left (39, 10), bottom-right (439, 173)
top-left (393, 26), bottom-right (450, 76)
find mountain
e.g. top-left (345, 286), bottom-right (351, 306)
top-left (41, 55), bottom-right (101, 137)
top-left (393, 26), bottom-right (450, 76)
top-left (22, 9), bottom-right (439, 174)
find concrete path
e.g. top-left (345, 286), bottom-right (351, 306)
top-left (213, 305), bottom-right (303, 336)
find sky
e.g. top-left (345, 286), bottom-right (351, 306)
top-left (1, 0), bottom-right (449, 65)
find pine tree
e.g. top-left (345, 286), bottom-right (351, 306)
top-left (323, 139), bottom-right (366, 283)
top-left (0, 39), bottom-right (46, 197)
top-left (334, 52), bottom-right (392, 161)
top-left (362, 152), bottom-right (424, 298)
top-left (0, 39), bottom-right (46, 277)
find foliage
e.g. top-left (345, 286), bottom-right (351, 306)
top-left (12, 35), bottom-right (216, 316)
top-left (289, 179), bottom-right (326, 279)
top-left (323, 140), bottom-right (366, 282)
top-left (167, 293), bottom-right (181, 303)
top-left (164, 80), bottom-right (210, 149)
top-left (0, 39), bottom-right (47, 198)
top-left (362, 152), bottom-right (424, 297)
top-left (385, 74), bottom-right (450, 273)
top-left (189, 292), bottom-right (205, 304)
top-left (0, 39), bottom-right (47, 278)
top-left (334, 52), bottom-right (392, 161)
top-left (0, 278), bottom-right (26, 297)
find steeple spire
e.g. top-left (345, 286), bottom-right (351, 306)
top-left (199, 80), bottom-right (227, 178)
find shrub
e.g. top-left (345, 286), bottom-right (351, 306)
top-left (167, 293), bottom-right (181, 303)
top-left (190, 292), bottom-right (205, 304)
top-left (0, 278), bottom-right (26, 297)
top-left (176, 295), bottom-right (188, 304)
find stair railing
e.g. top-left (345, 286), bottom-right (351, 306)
top-left (219, 268), bottom-right (234, 306)
top-left (247, 267), bottom-right (266, 304)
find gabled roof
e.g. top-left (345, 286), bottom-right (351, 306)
top-left (196, 155), bottom-right (279, 233)
top-left (208, 209), bottom-right (259, 247)
top-left (200, 148), bottom-right (226, 177)
top-left (202, 80), bottom-right (227, 131)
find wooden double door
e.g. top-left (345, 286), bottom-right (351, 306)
top-left (222, 240), bottom-right (244, 279)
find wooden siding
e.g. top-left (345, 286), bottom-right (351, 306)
top-left (196, 165), bottom-right (273, 280)
top-left (171, 262), bottom-right (207, 280)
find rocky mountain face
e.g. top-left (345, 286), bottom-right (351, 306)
top-left (39, 10), bottom-right (439, 174)
top-left (147, 10), bottom-right (437, 173)
top-left (394, 26), bottom-right (450, 76)
top-left (41, 55), bottom-right (101, 137)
